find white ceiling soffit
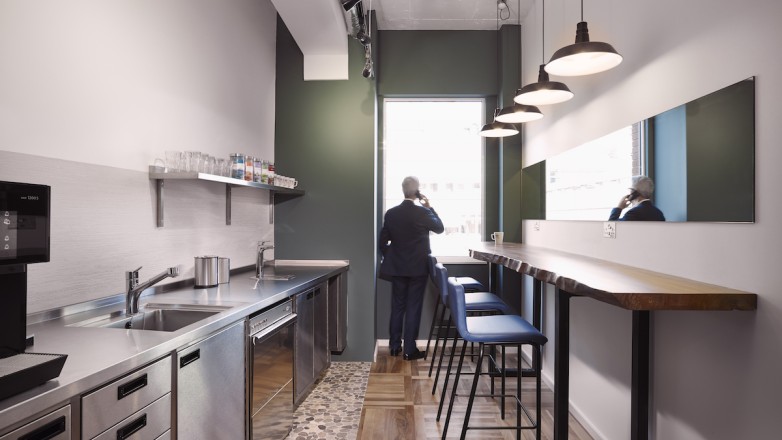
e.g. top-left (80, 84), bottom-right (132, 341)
top-left (372, 0), bottom-right (532, 30)
top-left (271, 0), bottom-right (349, 80)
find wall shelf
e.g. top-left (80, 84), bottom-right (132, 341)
top-left (149, 166), bottom-right (304, 227)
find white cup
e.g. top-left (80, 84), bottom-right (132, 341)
top-left (491, 231), bottom-right (504, 245)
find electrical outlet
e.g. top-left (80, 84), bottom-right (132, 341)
top-left (533, 221), bottom-right (540, 231)
top-left (603, 221), bottom-right (616, 239)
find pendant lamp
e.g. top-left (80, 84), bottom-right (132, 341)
top-left (480, 109), bottom-right (520, 137)
top-left (514, 0), bottom-right (574, 105)
top-left (494, 0), bottom-right (542, 131)
top-left (545, 0), bottom-right (622, 77)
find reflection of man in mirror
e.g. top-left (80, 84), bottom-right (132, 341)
top-left (609, 176), bottom-right (666, 221)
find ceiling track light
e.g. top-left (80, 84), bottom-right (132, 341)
top-left (545, 0), bottom-right (622, 77)
top-left (514, 0), bottom-right (574, 106)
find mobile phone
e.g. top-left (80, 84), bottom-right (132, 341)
top-left (415, 190), bottom-right (422, 199)
top-left (628, 190), bottom-right (640, 201)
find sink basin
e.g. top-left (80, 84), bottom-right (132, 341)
top-left (69, 303), bottom-right (232, 332)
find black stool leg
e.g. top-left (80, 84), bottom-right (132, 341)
top-left (535, 344), bottom-right (542, 440)
top-left (424, 299), bottom-right (441, 361)
top-left (517, 344), bottom-right (522, 440)
top-left (459, 343), bottom-right (485, 440)
top-left (428, 303), bottom-right (448, 377)
top-left (436, 335), bottom-right (461, 418)
top-left (440, 341), bottom-right (468, 439)
top-left (500, 345), bottom-right (506, 419)
top-left (432, 314), bottom-right (453, 395)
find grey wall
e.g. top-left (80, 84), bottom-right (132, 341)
top-left (274, 18), bottom-right (377, 361)
top-left (521, 0), bottom-right (781, 438)
top-left (0, 0), bottom-right (278, 312)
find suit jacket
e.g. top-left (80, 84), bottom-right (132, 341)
top-left (609, 200), bottom-right (666, 221)
top-left (379, 200), bottom-right (445, 278)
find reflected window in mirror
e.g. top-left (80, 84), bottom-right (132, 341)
top-left (521, 77), bottom-right (755, 223)
top-left (546, 124), bottom-right (643, 220)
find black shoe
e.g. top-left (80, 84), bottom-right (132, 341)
top-left (390, 347), bottom-right (402, 356)
top-left (403, 350), bottom-right (425, 361)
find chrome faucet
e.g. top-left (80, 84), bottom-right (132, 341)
top-left (256, 241), bottom-right (274, 279)
top-left (125, 266), bottom-right (180, 315)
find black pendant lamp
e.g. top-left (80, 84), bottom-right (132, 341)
top-left (514, 0), bottom-right (574, 105)
top-left (481, 109), bottom-right (520, 137)
top-left (545, 0), bottom-right (622, 77)
top-left (494, 0), bottom-right (543, 128)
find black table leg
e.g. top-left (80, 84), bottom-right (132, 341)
top-left (554, 288), bottom-right (572, 440)
top-left (489, 262), bottom-right (499, 293)
top-left (532, 280), bottom-right (542, 370)
top-left (631, 310), bottom-right (651, 440)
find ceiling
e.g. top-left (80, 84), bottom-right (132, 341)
top-left (370, 0), bottom-right (533, 30)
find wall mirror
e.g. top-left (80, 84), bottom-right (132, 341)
top-left (521, 77), bottom-right (755, 222)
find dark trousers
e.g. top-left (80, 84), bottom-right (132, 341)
top-left (389, 275), bottom-right (428, 355)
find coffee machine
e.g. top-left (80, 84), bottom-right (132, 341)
top-left (0, 181), bottom-right (66, 401)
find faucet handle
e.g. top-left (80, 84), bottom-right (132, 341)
top-left (126, 266), bottom-right (142, 278)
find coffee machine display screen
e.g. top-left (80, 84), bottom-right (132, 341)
top-left (0, 181), bottom-right (50, 265)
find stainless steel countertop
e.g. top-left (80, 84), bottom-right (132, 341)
top-left (0, 260), bottom-right (349, 432)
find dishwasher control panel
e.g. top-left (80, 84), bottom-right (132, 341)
top-left (249, 300), bottom-right (293, 335)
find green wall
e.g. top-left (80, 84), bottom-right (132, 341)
top-left (274, 17), bottom-right (377, 361)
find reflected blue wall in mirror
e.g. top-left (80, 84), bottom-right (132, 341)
top-left (521, 77), bottom-right (755, 222)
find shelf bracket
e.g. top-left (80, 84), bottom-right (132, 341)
top-left (156, 179), bottom-right (164, 228)
top-left (226, 185), bottom-right (232, 225)
top-left (270, 192), bottom-right (275, 224)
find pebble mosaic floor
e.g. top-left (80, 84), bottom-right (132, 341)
top-left (286, 361), bottom-right (372, 440)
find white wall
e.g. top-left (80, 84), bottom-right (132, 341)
top-left (0, 0), bottom-right (279, 312)
top-left (521, 1), bottom-right (782, 439)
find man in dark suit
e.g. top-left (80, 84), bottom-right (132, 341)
top-left (379, 176), bottom-right (444, 360)
top-left (609, 176), bottom-right (666, 221)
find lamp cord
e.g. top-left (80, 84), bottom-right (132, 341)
top-left (541, 0), bottom-right (545, 63)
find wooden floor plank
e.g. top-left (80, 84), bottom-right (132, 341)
top-left (358, 346), bottom-right (593, 440)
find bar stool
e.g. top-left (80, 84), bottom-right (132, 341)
top-left (439, 279), bottom-right (547, 440)
top-left (424, 255), bottom-right (487, 360)
top-left (429, 263), bottom-right (512, 394)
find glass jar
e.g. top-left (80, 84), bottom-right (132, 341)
top-left (229, 154), bottom-right (245, 180)
top-left (244, 155), bottom-right (254, 181)
top-left (261, 160), bottom-right (269, 184)
top-left (253, 158), bottom-right (263, 183)
top-left (268, 162), bottom-right (275, 185)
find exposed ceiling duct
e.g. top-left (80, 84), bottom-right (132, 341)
top-left (342, 0), bottom-right (374, 78)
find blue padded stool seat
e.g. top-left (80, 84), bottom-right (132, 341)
top-left (464, 292), bottom-right (514, 316)
top-left (453, 276), bottom-right (486, 293)
top-left (463, 315), bottom-right (548, 345)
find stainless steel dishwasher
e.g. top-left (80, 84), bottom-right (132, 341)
top-left (248, 300), bottom-right (296, 440)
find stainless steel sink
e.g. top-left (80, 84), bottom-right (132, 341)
top-left (68, 303), bottom-right (232, 332)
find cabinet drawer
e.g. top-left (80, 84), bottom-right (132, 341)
top-left (0, 405), bottom-right (70, 440)
top-left (82, 357), bottom-right (172, 439)
top-left (92, 394), bottom-right (170, 440)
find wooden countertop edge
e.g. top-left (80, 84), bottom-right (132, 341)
top-left (469, 248), bottom-right (758, 312)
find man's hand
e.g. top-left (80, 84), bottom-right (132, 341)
top-left (418, 192), bottom-right (431, 209)
top-left (616, 194), bottom-right (631, 210)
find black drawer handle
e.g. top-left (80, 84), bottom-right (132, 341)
top-left (306, 291), bottom-right (314, 300)
top-left (116, 414), bottom-right (146, 440)
top-left (19, 416), bottom-right (66, 440)
top-left (117, 374), bottom-right (148, 400)
top-left (180, 349), bottom-right (201, 368)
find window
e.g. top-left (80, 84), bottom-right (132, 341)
top-left (382, 99), bottom-right (484, 257)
